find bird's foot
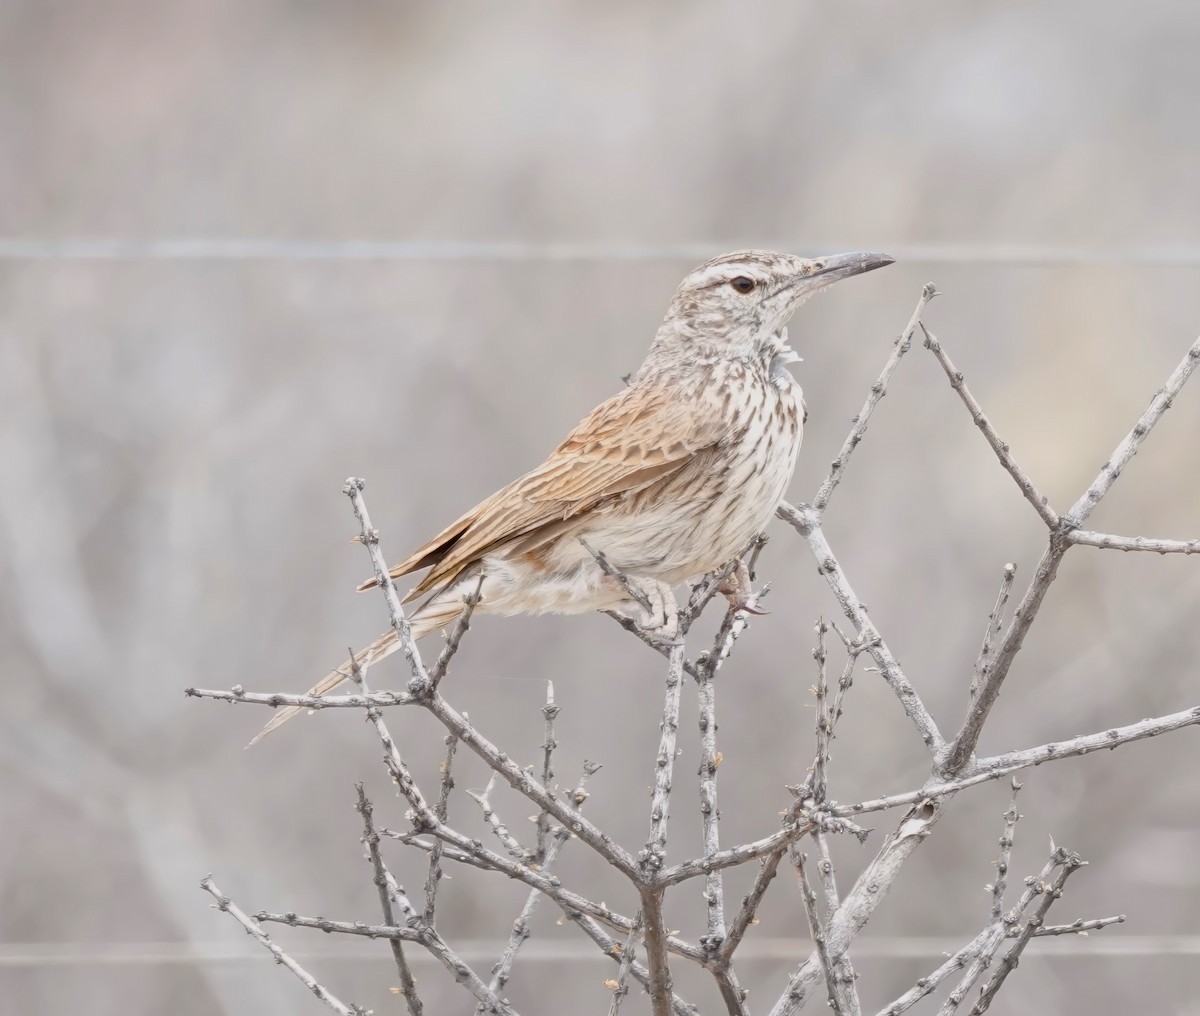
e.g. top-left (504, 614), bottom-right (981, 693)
top-left (719, 558), bottom-right (770, 615)
top-left (628, 578), bottom-right (681, 644)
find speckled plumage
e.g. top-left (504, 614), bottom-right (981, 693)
top-left (253, 249), bottom-right (892, 742)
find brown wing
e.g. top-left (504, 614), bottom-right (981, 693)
top-left (359, 383), bottom-right (720, 598)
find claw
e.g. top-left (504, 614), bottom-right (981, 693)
top-left (718, 557), bottom-right (767, 614)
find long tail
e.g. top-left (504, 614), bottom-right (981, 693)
top-left (247, 597), bottom-right (470, 746)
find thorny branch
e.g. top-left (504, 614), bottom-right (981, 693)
top-left (356, 784), bottom-right (422, 1015)
top-left (200, 877), bottom-right (366, 1016)
top-left (193, 295), bottom-right (1199, 1016)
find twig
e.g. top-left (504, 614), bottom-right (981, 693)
top-left (1062, 336), bottom-right (1200, 527)
top-left (813, 284), bottom-right (936, 511)
top-left (658, 810), bottom-right (869, 887)
top-left (927, 788), bottom-right (1040, 1016)
top-left (344, 477), bottom-right (431, 691)
top-left (696, 637), bottom-right (726, 952)
top-left (604, 611), bottom-right (704, 680)
top-left (468, 775), bottom-right (534, 862)
top-left (1031, 914), bottom-right (1124, 936)
top-left (356, 784), bottom-right (422, 1015)
top-left (777, 503), bottom-right (944, 753)
top-left (827, 636), bottom-right (859, 741)
top-left (681, 535), bottom-right (764, 631)
top-left (185, 686), bottom-right (415, 709)
top-left (1066, 530), bottom-right (1200, 555)
top-left (920, 325), bottom-right (1059, 529)
top-left (720, 848), bottom-right (786, 960)
top-left (423, 733), bottom-right (459, 923)
top-left (970, 564), bottom-right (1016, 703)
top-left (255, 912), bottom-right (517, 1015)
top-left (874, 929), bottom-right (992, 1016)
top-left (535, 681), bottom-right (560, 864)
top-left (941, 540), bottom-right (1068, 773)
top-left (990, 779), bottom-right (1022, 922)
top-left (384, 824), bottom-right (709, 964)
top-left (810, 619), bottom-right (832, 804)
top-left (945, 335), bottom-right (1200, 772)
top-left (422, 691), bottom-right (641, 878)
top-left (812, 831), bottom-right (858, 1011)
top-left (580, 537), bottom-right (653, 612)
top-left (642, 641), bottom-right (687, 1016)
top-left (769, 801), bottom-right (942, 1016)
top-left (606, 915), bottom-right (643, 1016)
top-left (429, 575), bottom-right (485, 691)
top-left (481, 763), bottom-right (601, 1008)
top-left (934, 851), bottom-right (1064, 1016)
top-left (559, 906), bottom-right (698, 1016)
top-left (970, 851), bottom-right (1086, 1013)
top-left (792, 848), bottom-right (850, 1016)
top-left (642, 642), bottom-right (687, 876)
top-left (697, 584), bottom-right (771, 679)
top-left (199, 877), bottom-right (365, 1016)
top-left (834, 703), bottom-right (1200, 818)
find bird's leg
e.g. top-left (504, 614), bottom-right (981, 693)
top-left (718, 557), bottom-right (769, 615)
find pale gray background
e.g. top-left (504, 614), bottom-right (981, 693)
top-left (2, 2), bottom-right (1200, 1015)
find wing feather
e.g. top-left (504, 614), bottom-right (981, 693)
top-left (361, 384), bottom-right (720, 598)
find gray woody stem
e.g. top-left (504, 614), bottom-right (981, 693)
top-left (356, 785), bottom-right (422, 1016)
top-left (344, 477), bottom-right (430, 690)
top-left (254, 913), bottom-right (517, 1016)
top-left (642, 641), bottom-right (687, 1016)
top-left (990, 779), bottom-right (1022, 923)
top-left (941, 334), bottom-right (1200, 772)
top-left (835, 702), bottom-right (1200, 818)
top-left (346, 657), bottom-right (516, 1014)
top-left (185, 687), bottom-right (415, 709)
top-left (793, 848), bottom-right (856, 1016)
top-left (696, 659), bottom-right (727, 948)
top-left (1063, 336), bottom-right (1200, 526)
top-left (349, 478), bottom-right (643, 876)
top-left (934, 852), bottom-right (1063, 1016)
top-left (200, 877), bottom-right (366, 1016)
top-left (429, 575), bottom-right (484, 690)
top-left (1067, 530), bottom-right (1200, 554)
top-left (480, 763), bottom-right (601, 1010)
top-left (920, 324), bottom-right (1059, 528)
top-left (423, 733), bottom-right (458, 923)
top-left (606, 915), bottom-right (643, 1016)
top-left (422, 691), bottom-right (640, 877)
top-left (536, 681), bottom-right (560, 863)
top-left (468, 775), bottom-right (534, 862)
top-left (969, 851), bottom-right (1085, 1014)
top-left (777, 502), bottom-right (944, 753)
top-left (769, 801), bottom-right (943, 1016)
top-left (971, 565), bottom-right (1015, 703)
top-left (875, 929), bottom-right (992, 1016)
top-left (813, 284), bottom-right (936, 511)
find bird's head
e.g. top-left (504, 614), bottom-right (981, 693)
top-left (643, 249), bottom-right (894, 374)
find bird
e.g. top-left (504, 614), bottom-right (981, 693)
top-left (252, 249), bottom-right (893, 743)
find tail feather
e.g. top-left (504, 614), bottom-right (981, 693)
top-left (246, 598), bottom-right (470, 747)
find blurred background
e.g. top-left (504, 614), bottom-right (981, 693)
top-left (3, 2), bottom-right (1200, 1014)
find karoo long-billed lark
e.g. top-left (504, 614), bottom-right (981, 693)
top-left (254, 249), bottom-right (893, 742)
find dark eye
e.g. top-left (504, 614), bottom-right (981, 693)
top-left (729, 276), bottom-right (756, 294)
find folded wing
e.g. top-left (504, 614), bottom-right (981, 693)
top-left (359, 383), bottom-right (721, 598)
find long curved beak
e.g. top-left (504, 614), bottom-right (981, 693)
top-left (808, 250), bottom-right (895, 285)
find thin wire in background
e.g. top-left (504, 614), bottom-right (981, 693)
top-left (1, 936), bottom-right (1194, 967)
top-left (3, 239), bottom-right (1200, 264)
